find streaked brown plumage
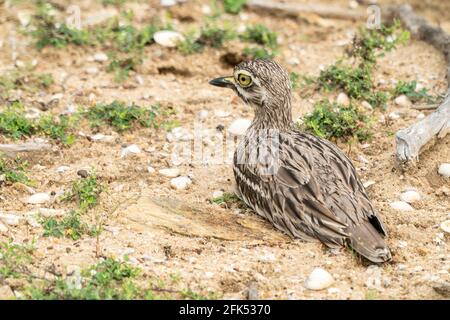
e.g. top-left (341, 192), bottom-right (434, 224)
top-left (209, 59), bottom-right (391, 263)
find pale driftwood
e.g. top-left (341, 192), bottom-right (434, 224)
top-left (246, 0), bottom-right (365, 20)
top-left (385, 5), bottom-right (450, 163)
top-left (0, 142), bottom-right (51, 157)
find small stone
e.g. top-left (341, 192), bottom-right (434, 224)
top-left (287, 57), bottom-right (300, 65)
top-left (228, 118), bottom-right (252, 136)
top-left (93, 52), bottom-right (108, 62)
top-left (159, 168), bottom-right (180, 178)
top-left (85, 67), bottom-right (98, 75)
top-left (91, 134), bottom-right (115, 143)
top-left (121, 144), bottom-right (141, 158)
top-left (154, 30), bottom-right (185, 48)
top-left (258, 252), bottom-right (276, 262)
top-left (417, 113), bottom-right (425, 119)
top-left (77, 169), bottom-right (89, 178)
top-left (400, 190), bottom-right (421, 203)
top-left (348, 0), bottom-right (359, 9)
top-left (26, 216), bottom-right (40, 228)
top-left (336, 92), bottom-right (350, 106)
top-left (214, 110), bottom-right (231, 118)
top-left (394, 95), bottom-right (412, 108)
top-left (147, 166), bottom-right (156, 174)
top-left (170, 176), bottom-right (192, 190)
top-left (36, 208), bottom-right (66, 217)
top-left (304, 268), bottom-right (334, 290)
top-left (363, 180), bottom-right (376, 188)
top-left (0, 285), bottom-right (15, 299)
top-left (327, 287), bottom-right (340, 294)
top-left (212, 190), bottom-right (224, 199)
top-left (201, 4), bottom-right (212, 15)
top-left (56, 166), bottom-right (70, 173)
top-left (0, 223), bottom-right (8, 233)
top-left (438, 163), bottom-right (450, 178)
top-left (361, 101), bottom-right (373, 111)
top-left (160, 0), bottom-right (177, 6)
top-left (390, 201), bottom-right (414, 211)
top-left (440, 220), bottom-right (450, 234)
top-left (0, 213), bottom-right (21, 226)
top-left (197, 110), bottom-right (209, 120)
top-left (388, 111), bottom-right (401, 120)
top-left (27, 193), bottom-right (50, 204)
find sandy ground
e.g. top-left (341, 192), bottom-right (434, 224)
top-left (0, 0), bottom-right (449, 299)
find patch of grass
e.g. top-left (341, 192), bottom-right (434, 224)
top-left (316, 21), bottom-right (409, 109)
top-left (41, 210), bottom-right (95, 240)
top-left (62, 174), bottom-right (104, 212)
top-left (365, 289), bottom-right (379, 300)
top-left (317, 63), bottom-right (388, 108)
top-left (0, 157), bottom-right (31, 185)
top-left (223, 0), bottom-right (247, 14)
top-left (290, 72), bottom-right (300, 90)
top-left (0, 241), bottom-right (34, 279)
top-left (26, 257), bottom-right (214, 300)
top-left (197, 24), bottom-right (236, 48)
top-left (31, 1), bottom-right (91, 48)
top-left (101, 0), bottom-right (126, 6)
top-left (212, 192), bottom-right (240, 205)
top-left (392, 80), bottom-right (440, 104)
top-left (107, 54), bottom-right (142, 82)
top-left (240, 24), bottom-right (277, 49)
top-left (84, 101), bottom-right (158, 131)
top-left (36, 115), bottom-right (77, 146)
top-left (243, 47), bottom-right (275, 59)
top-left (177, 31), bottom-right (204, 55)
top-left (300, 100), bottom-right (372, 142)
top-left (0, 102), bottom-right (34, 139)
top-left (0, 69), bottom-right (53, 99)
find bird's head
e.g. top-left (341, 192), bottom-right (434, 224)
top-left (209, 59), bottom-right (293, 129)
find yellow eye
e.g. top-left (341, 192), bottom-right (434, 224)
top-left (237, 74), bottom-right (252, 87)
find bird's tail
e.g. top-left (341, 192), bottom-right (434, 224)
top-left (347, 222), bottom-right (392, 264)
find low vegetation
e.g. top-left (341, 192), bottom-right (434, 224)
top-left (0, 157), bottom-right (31, 185)
top-left (392, 80), bottom-right (440, 104)
top-left (300, 100), bottom-right (372, 142)
top-left (223, 0), bottom-right (247, 14)
top-left (240, 24), bottom-right (278, 59)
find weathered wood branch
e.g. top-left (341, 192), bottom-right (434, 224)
top-left (246, 0), bottom-right (365, 20)
top-left (385, 4), bottom-right (450, 163)
top-left (245, 1), bottom-right (450, 165)
top-left (0, 142), bottom-right (51, 157)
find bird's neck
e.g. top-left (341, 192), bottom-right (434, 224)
top-left (250, 95), bottom-right (293, 131)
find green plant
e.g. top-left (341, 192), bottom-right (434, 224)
top-left (0, 241), bottom-right (34, 279)
top-left (31, 1), bottom-right (91, 48)
top-left (212, 192), bottom-right (240, 205)
top-left (197, 24), bottom-right (236, 48)
top-left (0, 69), bottom-right (53, 98)
top-left (301, 100), bottom-right (372, 142)
top-left (63, 174), bottom-right (104, 212)
top-left (0, 157), bottom-right (31, 185)
top-left (223, 0), bottom-right (246, 14)
top-left (240, 24), bottom-right (278, 49)
top-left (290, 72), bottom-right (300, 89)
top-left (392, 80), bottom-right (440, 104)
top-left (0, 102), bottom-right (34, 139)
top-left (177, 31), bottom-right (204, 55)
top-left (85, 101), bottom-right (158, 131)
top-left (242, 47), bottom-right (275, 59)
top-left (41, 210), bottom-right (94, 240)
top-left (36, 115), bottom-right (76, 146)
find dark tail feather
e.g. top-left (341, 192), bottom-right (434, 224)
top-left (347, 222), bottom-right (392, 264)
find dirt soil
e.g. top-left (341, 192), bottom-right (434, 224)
top-left (0, 0), bottom-right (449, 299)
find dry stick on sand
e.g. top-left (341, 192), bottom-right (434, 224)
top-left (0, 142), bottom-right (51, 157)
top-left (384, 5), bottom-right (450, 164)
top-left (246, 1), bottom-right (450, 165)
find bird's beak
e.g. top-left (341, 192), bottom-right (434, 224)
top-left (209, 76), bottom-right (235, 89)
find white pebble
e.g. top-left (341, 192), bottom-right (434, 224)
top-left (390, 201), bottom-right (414, 211)
top-left (0, 213), bottom-right (21, 226)
top-left (121, 144), bottom-right (141, 158)
top-left (438, 163), bottom-right (450, 178)
top-left (212, 190), bottom-right (224, 199)
top-left (400, 190), bottom-right (421, 203)
top-left (304, 267), bottom-right (334, 290)
top-left (416, 113), bottom-right (425, 119)
top-left (85, 67), bottom-right (98, 75)
top-left (197, 110), bottom-right (209, 120)
top-left (56, 166), bottom-right (70, 173)
top-left (36, 208), bottom-right (66, 217)
top-left (287, 57), bottom-right (300, 65)
top-left (27, 193), bottom-right (50, 204)
top-left (93, 52), bottom-right (108, 62)
top-left (170, 176), bottom-right (192, 190)
top-left (388, 111), bottom-right (401, 120)
top-left (153, 30), bottom-right (185, 48)
top-left (363, 180), bottom-right (376, 188)
top-left (26, 216), bottom-right (40, 228)
top-left (336, 92), bottom-right (350, 106)
top-left (147, 166), bottom-right (156, 174)
top-left (160, 0), bottom-right (177, 6)
top-left (214, 110), bottom-right (231, 118)
top-left (158, 168), bottom-right (180, 178)
top-left (361, 101), bottom-right (373, 111)
top-left (228, 118), bottom-right (252, 136)
top-left (394, 95), bottom-right (412, 108)
top-left (440, 220), bottom-right (450, 234)
top-left (0, 223), bottom-right (8, 233)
